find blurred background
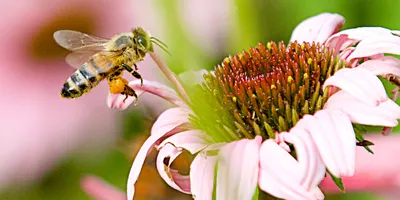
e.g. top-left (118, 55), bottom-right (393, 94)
top-left (1, 0), bottom-right (400, 199)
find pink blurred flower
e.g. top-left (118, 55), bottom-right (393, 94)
top-left (131, 0), bottom-right (232, 55)
top-left (320, 134), bottom-right (400, 199)
top-left (105, 13), bottom-right (400, 200)
top-left (81, 175), bottom-right (125, 200)
top-left (0, 0), bottom-right (168, 189)
top-left (0, 0), bottom-right (236, 192)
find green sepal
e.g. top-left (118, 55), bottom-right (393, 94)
top-left (353, 124), bottom-right (374, 154)
top-left (357, 140), bottom-right (375, 146)
top-left (252, 187), bottom-right (259, 200)
top-left (326, 169), bottom-right (345, 192)
top-left (327, 169), bottom-right (345, 192)
top-left (212, 163), bottom-right (218, 200)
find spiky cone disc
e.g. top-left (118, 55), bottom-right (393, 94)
top-left (190, 41), bottom-right (347, 142)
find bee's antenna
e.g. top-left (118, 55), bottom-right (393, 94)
top-left (151, 38), bottom-right (171, 56)
top-left (151, 37), bottom-right (168, 48)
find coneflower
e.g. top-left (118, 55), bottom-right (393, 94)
top-left (108, 13), bottom-right (400, 200)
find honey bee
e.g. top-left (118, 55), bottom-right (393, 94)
top-left (54, 27), bottom-right (168, 103)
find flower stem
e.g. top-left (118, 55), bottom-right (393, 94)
top-left (149, 52), bottom-right (191, 104)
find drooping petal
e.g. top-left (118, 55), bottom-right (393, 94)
top-left (190, 154), bottom-right (218, 200)
top-left (107, 80), bottom-right (188, 110)
top-left (274, 132), bottom-right (291, 152)
top-left (289, 13), bottom-right (345, 44)
top-left (156, 143), bottom-right (191, 194)
top-left (216, 136), bottom-right (262, 200)
top-left (81, 175), bottom-right (125, 200)
top-left (296, 109), bottom-right (356, 177)
top-left (348, 34), bottom-right (400, 60)
top-left (151, 107), bottom-right (193, 137)
top-left (259, 140), bottom-right (322, 200)
top-left (358, 56), bottom-right (400, 78)
top-left (325, 90), bottom-right (400, 127)
top-left (125, 107), bottom-right (193, 199)
top-left (282, 129), bottom-right (326, 190)
top-left (157, 130), bottom-right (212, 154)
top-left (126, 132), bottom-right (173, 200)
top-left (155, 130), bottom-right (214, 196)
top-left (323, 68), bottom-right (387, 106)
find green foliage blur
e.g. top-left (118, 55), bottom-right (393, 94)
top-left (3, 0), bottom-right (400, 199)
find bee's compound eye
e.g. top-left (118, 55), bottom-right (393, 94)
top-left (137, 36), bottom-right (147, 48)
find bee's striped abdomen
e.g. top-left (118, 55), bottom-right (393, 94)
top-left (61, 56), bottom-right (112, 99)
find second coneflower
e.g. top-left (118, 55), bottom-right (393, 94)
top-left (108, 13), bottom-right (400, 200)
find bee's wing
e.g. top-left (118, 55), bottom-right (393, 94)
top-left (53, 30), bottom-right (109, 52)
top-left (65, 51), bottom-right (99, 69)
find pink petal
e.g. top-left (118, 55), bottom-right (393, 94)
top-left (325, 34), bottom-right (357, 52)
top-left (290, 13), bottom-right (345, 44)
top-left (383, 87), bottom-right (400, 135)
top-left (358, 56), bottom-right (400, 77)
top-left (158, 130), bottom-right (211, 154)
top-left (190, 154), bottom-right (218, 200)
top-left (107, 79), bottom-right (187, 110)
top-left (325, 90), bottom-right (400, 127)
top-left (216, 136), bottom-right (262, 200)
top-left (151, 107), bottom-right (192, 137)
top-left (259, 140), bottom-right (320, 200)
top-left (348, 34), bottom-right (400, 60)
top-left (275, 132), bottom-right (291, 152)
top-left (81, 175), bottom-right (125, 200)
top-left (155, 129), bottom-right (213, 194)
top-left (126, 132), bottom-right (173, 200)
top-left (330, 27), bottom-right (392, 41)
top-left (282, 129), bottom-right (325, 190)
top-left (296, 110), bottom-right (356, 177)
top-left (156, 143), bottom-right (191, 194)
top-left (339, 47), bottom-right (355, 60)
top-left (323, 68), bottom-right (387, 106)
top-left (125, 108), bottom-right (191, 199)
top-left (378, 99), bottom-right (400, 119)
top-left (326, 27), bottom-right (394, 53)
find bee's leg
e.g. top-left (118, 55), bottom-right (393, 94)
top-left (131, 71), bottom-right (143, 86)
top-left (134, 64), bottom-right (138, 70)
top-left (122, 63), bottom-right (143, 86)
top-left (122, 85), bottom-right (138, 105)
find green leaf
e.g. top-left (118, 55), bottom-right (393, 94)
top-left (327, 169), bottom-right (345, 192)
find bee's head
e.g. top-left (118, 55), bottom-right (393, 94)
top-left (132, 27), bottom-right (170, 56)
top-left (132, 27), bottom-right (154, 54)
